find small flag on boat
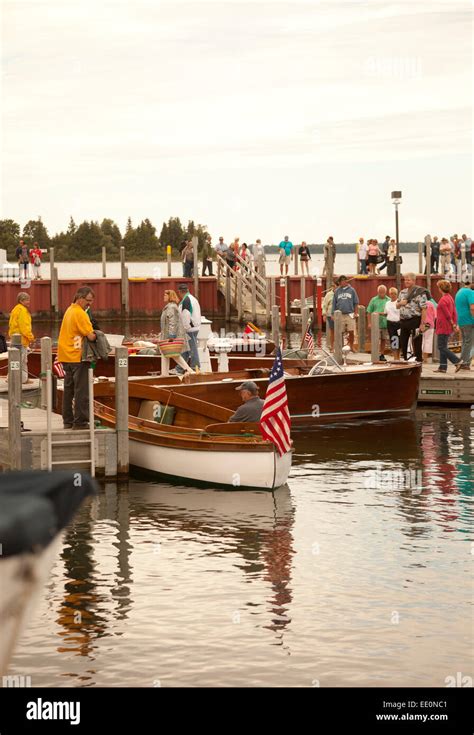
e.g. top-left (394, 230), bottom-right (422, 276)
top-left (259, 347), bottom-right (291, 456)
top-left (52, 360), bottom-right (65, 379)
top-left (303, 324), bottom-right (315, 355)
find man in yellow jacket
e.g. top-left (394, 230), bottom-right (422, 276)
top-left (57, 286), bottom-right (97, 429)
top-left (8, 292), bottom-right (34, 383)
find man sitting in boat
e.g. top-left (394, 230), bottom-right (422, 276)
top-left (229, 381), bottom-right (264, 423)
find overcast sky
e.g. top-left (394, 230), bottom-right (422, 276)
top-left (1, 0), bottom-right (472, 243)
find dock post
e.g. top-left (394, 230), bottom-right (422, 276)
top-left (40, 336), bottom-right (52, 409)
top-left (358, 305), bottom-right (366, 353)
top-left (102, 246), bottom-right (107, 278)
top-left (271, 305), bottom-right (280, 347)
top-left (418, 242), bottom-right (423, 275)
top-left (167, 245), bottom-right (172, 276)
top-left (370, 312), bottom-right (380, 362)
top-left (115, 346), bottom-right (129, 477)
top-left (432, 332), bottom-right (440, 363)
top-left (333, 310), bottom-right (343, 364)
top-left (161, 356), bottom-right (170, 377)
top-left (293, 247), bottom-right (298, 276)
top-left (316, 277), bottom-right (323, 331)
top-left (237, 274), bottom-right (243, 323)
top-left (279, 278), bottom-right (286, 330)
top-left (300, 276), bottom-right (306, 318)
top-left (50, 247), bottom-right (59, 315)
top-left (120, 247), bottom-right (129, 314)
top-left (225, 271), bottom-right (231, 320)
top-left (270, 276), bottom-right (276, 309)
top-left (426, 237), bottom-right (432, 293)
top-left (265, 277), bottom-right (271, 327)
top-left (8, 335), bottom-right (22, 470)
top-left (251, 274), bottom-right (257, 322)
top-left (192, 236), bottom-right (199, 298)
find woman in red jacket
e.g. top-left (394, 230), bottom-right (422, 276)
top-left (435, 280), bottom-right (461, 373)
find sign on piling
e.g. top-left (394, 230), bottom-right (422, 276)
top-left (115, 347), bottom-right (129, 476)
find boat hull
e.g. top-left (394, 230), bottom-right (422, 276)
top-left (129, 438), bottom-right (291, 490)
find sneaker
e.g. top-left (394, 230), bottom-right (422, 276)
top-left (459, 365), bottom-right (471, 371)
top-left (63, 423), bottom-right (73, 429)
top-left (168, 368), bottom-right (178, 375)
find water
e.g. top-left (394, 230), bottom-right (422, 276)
top-left (8, 409), bottom-right (473, 687)
top-left (4, 253), bottom-right (422, 281)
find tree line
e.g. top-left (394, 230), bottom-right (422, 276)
top-left (0, 216), bottom-right (210, 262)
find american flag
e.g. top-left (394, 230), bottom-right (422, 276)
top-left (52, 360), bottom-right (65, 379)
top-left (303, 324), bottom-right (314, 355)
top-left (259, 347), bottom-right (292, 456)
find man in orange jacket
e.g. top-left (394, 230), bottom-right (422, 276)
top-left (8, 292), bottom-right (34, 383)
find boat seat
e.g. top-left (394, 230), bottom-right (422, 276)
top-left (137, 400), bottom-right (175, 426)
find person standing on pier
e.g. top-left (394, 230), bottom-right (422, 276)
top-left (15, 240), bottom-right (30, 281)
top-left (455, 279), bottom-right (474, 370)
top-left (278, 236), bottom-right (293, 276)
top-left (254, 239), bottom-right (266, 276)
top-left (332, 275), bottom-right (359, 352)
top-left (322, 282), bottom-right (336, 351)
top-left (357, 237), bottom-right (368, 275)
top-left (431, 237), bottom-right (440, 273)
top-left (29, 242), bottom-right (43, 280)
top-left (8, 292), bottom-right (34, 383)
top-left (182, 240), bottom-right (194, 278)
top-left (322, 236), bottom-right (336, 282)
top-left (201, 235), bottom-right (214, 277)
top-left (298, 241), bottom-right (311, 276)
top-left (367, 285), bottom-right (390, 361)
top-left (384, 287), bottom-right (401, 360)
top-left (435, 280), bottom-right (461, 373)
top-left (57, 286), bottom-right (97, 429)
top-left (396, 273), bottom-right (427, 362)
top-left (377, 236), bottom-right (391, 273)
top-left (177, 283), bottom-right (201, 373)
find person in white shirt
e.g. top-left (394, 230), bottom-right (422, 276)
top-left (176, 284), bottom-right (201, 373)
top-left (384, 287), bottom-right (401, 360)
top-left (357, 238), bottom-right (368, 274)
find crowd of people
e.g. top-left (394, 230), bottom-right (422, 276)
top-left (321, 273), bottom-right (474, 371)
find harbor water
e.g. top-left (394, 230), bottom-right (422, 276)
top-left (8, 408), bottom-right (473, 687)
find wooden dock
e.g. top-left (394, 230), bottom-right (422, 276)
top-left (0, 338), bottom-right (129, 476)
top-left (0, 400), bottom-right (117, 475)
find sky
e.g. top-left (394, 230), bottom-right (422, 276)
top-left (1, 0), bottom-right (472, 243)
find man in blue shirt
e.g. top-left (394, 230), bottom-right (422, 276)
top-left (455, 281), bottom-right (474, 369)
top-left (332, 276), bottom-right (359, 351)
top-left (278, 235), bottom-right (293, 276)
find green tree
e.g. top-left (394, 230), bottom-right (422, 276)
top-left (22, 218), bottom-right (51, 249)
top-left (0, 219), bottom-right (21, 260)
top-left (159, 216), bottom-right (186, 254)
top-left (100, 218), bottom-right (122, 258)
top-left (71, 220), bottom-right (103, 260)
top-left (67, 216), bottom-right (77, 236)
top-left (125, 216), bottom-right (133, 233)
top-left (186, 220), bottom-right (210, 253)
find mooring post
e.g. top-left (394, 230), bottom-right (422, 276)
top-left (167, 245), bottom-right (172, 277)
top-left (225, 270), bottom-right (231, 320)
top-left (333, 310), bottom-right (343, 364)
top-left (358, 305), bottom-right (366, 353)
top-left (279, 278), bottom-right (286, 330)
top-left (8, 334), bottom-right (22, 470)
top-left (102, 246), bottom-right (107, 278)
top-left (192, 235), bottom-right (199, 298)
top-left (271, 305), bottom-right (280, 347)
top-left (120, 247), bottom-right (129, 314)
top-left (115, 346), bottom-right (129, 476)
top-left (40, 336), bottom-right (52, 409)
top-left (301, 306), bottom-right (309, 342)
top-left (370, 312), bottom-right (381, 362)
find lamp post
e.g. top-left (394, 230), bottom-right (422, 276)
top-left (391, 191), bottom-right (402, 291)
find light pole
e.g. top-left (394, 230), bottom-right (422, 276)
top-left (391, 191), bottom-right (402, 291)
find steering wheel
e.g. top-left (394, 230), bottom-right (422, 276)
top-left (308, 360), bottom-right (330, 376)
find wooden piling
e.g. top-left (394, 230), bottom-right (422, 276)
top-left (251, 274), bottom-right (257, 322)
top-left (40, 336), bottom-right (52, 410)
top-left (8, 336), bottom-right (22, 470)
top-left (300, 276), bottom-right (306, 317)
top-left (192, 236), bottom-right (199, 297)
top-left (301, 306), bottom-right (309, 341)
top-left (265, 277), bottom-right (271, 326)
top-left (280, 278), bottom-right (287, 329)
top-left (370, 311), bottom-right (380, 362)
top-left (102, 246), bottom-right (107, 278)
top-left (167, 245), bottom-right (172, 277)
top-left (115, 347), bottom-right (129, 476)
top-left (50, 247), bottom-right (59, 314)
top-left (271, 305), bottom-right (280, 347)
top-left (293, 247), bottom-right (298, 276)
top-left (418, 242), bottom-right (423, 274)
top-left (225, 272), bottom-right (231, 320)
top-left (426, 237), bottom-right (432, 293)
top-left (358, 305), bottom-right (366, 353)
top-left (120, 247), bottom-right (129, 314)
top-left (237, 275), bottom-right (243, 322)
top-left (333, 310), bottom-right (343, 365)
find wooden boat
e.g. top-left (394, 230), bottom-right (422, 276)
top-left (0, 471), bottom-right (96, 676)
top-left (93, 382), bottom-right (292, 490)
top-left (207, 336), bottom-right (276, 355)
top-left (0, 349), bottom-right (305, 379)
top-left (129, 361), bottom-right (422, 426)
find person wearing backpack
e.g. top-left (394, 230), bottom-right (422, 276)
top-left (29, 242), bottom-right (43, 280)
top-left (15, 240), bottom-right (30, 280)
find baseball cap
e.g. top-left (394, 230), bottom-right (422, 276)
top-left (234, 381), bottom-right (258, 394)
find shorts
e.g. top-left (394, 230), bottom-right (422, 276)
top-left (422, 327), bottom-right (434, 353)
top-left (368, 255), bottom-right (379, 264)
top-left (279, 254), bottom-right (291, 265)
top-left (326, 316), bottom-right (334, 330)
top-left (341, 314), bottom-right (355, 332)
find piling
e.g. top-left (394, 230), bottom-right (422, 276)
top-left (40, 336), bottom-right (52, 410)
top-left (8, 334), bottom-right (22, 470)
top-left (279, 278), bottom-right (287, 329)
top-left (102, 246), bottom-right (107, 278)
top-left (193, 236), bottom-right (199, 297)
top-left (333, 310), bottom-right (343, 364)
top-left (167, 245), bottom-right (172, 277)
top-left (358, 305), bottom-right (366, 353)
top-left (271, 305), bottom-right (280, 347)
top-left (115, 347), bottom-right (129, 476)
top-left (120, 247), bottom-right (129, 314)
top-left (370, 311), bottom-right (380, 362)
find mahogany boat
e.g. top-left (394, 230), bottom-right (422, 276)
top-left (93, 382), bottom-right (292, 490)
